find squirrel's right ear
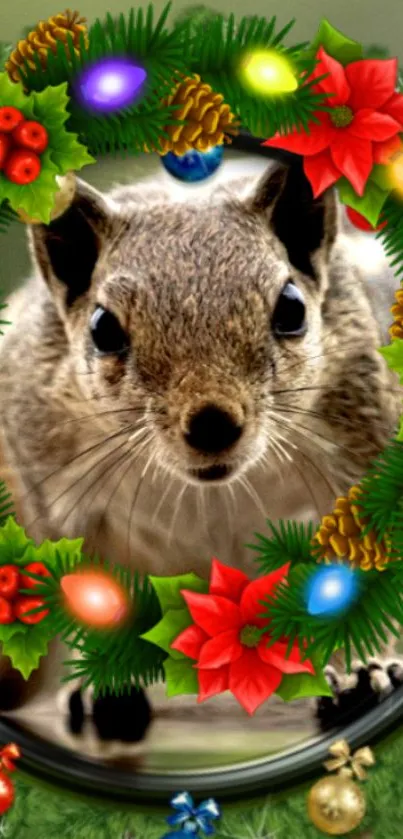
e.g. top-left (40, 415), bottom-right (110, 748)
top-left (28, 179), bottom-right (114, 307)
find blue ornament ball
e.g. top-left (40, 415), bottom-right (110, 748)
top-left (161, 146), bottom-right (224, 182)
top-left (307, 565), bottom-right (359, 617)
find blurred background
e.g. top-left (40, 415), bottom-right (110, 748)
top-left (0, 0), bottom-right (401, 294)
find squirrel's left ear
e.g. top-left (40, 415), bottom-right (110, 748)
top-left (248, 160), bottom-right (339, 278)
top-left (28, 179), bottom-right (115, 308)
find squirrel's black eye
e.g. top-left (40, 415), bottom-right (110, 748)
top-left (90, 306), bottom-right (129, 355)
top-left (272, 282), bottom-right (306, 338)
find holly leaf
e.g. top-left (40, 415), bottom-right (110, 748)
top-left (308, 19), bottom-right (363, 65)
top-left (149, 573), bottom-right (209, 613)
top-left (0, 517), bottom-right (34, 565)
top-left (370, 164), bottom-right (391, 191)
top-left (0, 71), bottom-right (31, 111)
top-left (31, 83), bottom-right (95, 174)
top-left (0, 148), bottom-right (59, 223)
top-left (141, 607), bottom-right (192, 660)
top-left (0, 623), bottom-right (29, 643)
top-left (163, 656), bottom-right (199, 697)
top-left (338, 176), bottom-right (390, 226)
top-left (275, 652), bottom-right (333, 702)
top-left (28, 536), bottom-right (84, 572)
top-left (379, 340), bottom-right (403, 383)
top-left (1, 624), bottom-right (50, 679)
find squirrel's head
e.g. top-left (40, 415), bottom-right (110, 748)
top-left (29, 161), bottom-right (340, 485)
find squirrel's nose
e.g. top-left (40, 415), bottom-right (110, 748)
top-left (185, 404), bottom-right (244, 454)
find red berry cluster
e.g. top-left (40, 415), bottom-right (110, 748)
top-left (0, 562), bottom-right (51, 625)
top-left (0, 106), bottom-right (48, 185)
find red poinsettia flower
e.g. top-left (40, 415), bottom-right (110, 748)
top-left (263, 47), bottom-right (403, 197)
top-left (171, 559), bottom-right (314, 715)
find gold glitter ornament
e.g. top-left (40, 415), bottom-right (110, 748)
top-left (307, 774), bottom-right (366, 835)
top-left (6, 9), bottom-right (88, 84)
top-left (307, 740), bottom-right (375, 835)
top-left (313, 484), bottom-right (390, 571)
top-left (17, 171), bottom-right (77, 224)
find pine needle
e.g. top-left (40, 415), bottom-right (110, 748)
top-left (247, 519), bottom-right (317, 573)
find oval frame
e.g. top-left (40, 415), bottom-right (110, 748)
top-left (0, 686), bottom-right (402, 802)
top-left (1, 133), bottom-right (402, 804)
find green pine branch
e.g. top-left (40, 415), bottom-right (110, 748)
top-left (187, 13), bottom-right (326, 137)
top-left (378, 194), bottom-right (403, 280)
top-left (20, 4), bottom-right (189, 96)
top-left (0, 201), bottom-right (17, 234)
top-left (358, 438), bottom-right (403, 539)
top-left (35, 553), bottom-right (165, 696)
top-left (261, 563), bottom-right (403, 671)
top-left (15, 7), bottom-right (330, 155)
top-left (247, 520), bottom-right (317, 573)
top-left (62, 570), bottom-right (165, 696)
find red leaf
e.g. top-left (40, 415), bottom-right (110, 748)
top-left (330, 135), bottom-right (373, 195)
top-left (345, 58), bottom-right (398, 111)
top-left (181, 591), bottom-right (242, 636)
top-left (258, 639), bottom-right (315, 674)
top-left (171, 624), bottom-right (208, 659)
top-left (209, 558), bottom-right (249, 603)
top-left (350, 109), bottom-right (401, 141)
top-left (229, 649), bottom-right (283, 714)
top-left (381, 92), bottom-right (403, 126)
top-left (311, 47), bottom-right (351, 107)
top-left (197, 629), bottom-right (243, 669)
top-left (240, 564), bottom-right (289, 628)
top-left (263, 115), bottom-right (334, 157)
top-left (197, 665), bottom-right (229, 702)
top-left (303, 150), bottom-right (340, 196)
top-left (372, 135), bottom-right (401, 164)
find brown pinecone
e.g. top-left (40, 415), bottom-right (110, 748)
top-left (147, 74), bottom-right (239, 156)
top-left (389, 288), bottom-right (403, 340)
top-left (312, 485), bottom-right (391, 571)
top-left (6, 9), bottom-right (88, 83)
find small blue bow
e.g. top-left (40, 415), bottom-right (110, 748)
top-left (161, 791), bottom-right (221, 838)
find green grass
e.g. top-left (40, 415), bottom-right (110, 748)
top-left (4, 724), bottom-right (403, 839)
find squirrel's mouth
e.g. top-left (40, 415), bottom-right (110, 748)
top-left (188, 464), bottom-right (232, 483)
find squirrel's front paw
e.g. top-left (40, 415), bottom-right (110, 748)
top-left (59, 684), bottom-right (152, 743)
top-left (316, 659), bottom-right (403, 732)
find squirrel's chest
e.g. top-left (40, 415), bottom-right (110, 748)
top-left (65, 453), bottom-right (338, 578)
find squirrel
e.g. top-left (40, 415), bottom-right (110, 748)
top-left (0, 158), bottom-right (402, 747)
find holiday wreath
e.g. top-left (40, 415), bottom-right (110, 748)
top-left (1, 8), bottom-right (403, 714)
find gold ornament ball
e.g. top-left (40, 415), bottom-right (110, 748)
top-left (17, 172), bottom-right (77, 225)
top-left (307, 775), bottom-right (366, 835)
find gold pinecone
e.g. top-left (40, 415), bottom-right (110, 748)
top-left (6, 9), bottom-right (88, 83)
top-left (389, 288), bottom-right (403, 340)
top-left (312, 485), bottom-right (390, 571)
top-left (147, 74), bottom-right (239, 156)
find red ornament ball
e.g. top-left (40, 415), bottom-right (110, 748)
top-left (0, 107), bottom-right (23, 133)
top-left (0, 597), bottom-right (14, 625)
top-left (0, 566), bottom-right (20, 600)
top-left (12, 120), bottom-right (48, 154)
top-left (346, 206), bottom-right (387, 232)
top-left (0, 772), bottom-right (14, 814)
top-left (14, 596), bottom-right (49, 625)
top-left (4, 149), bottom-right (41, 185)
top-left (0, 135), bottom-right (12, 170)
top-left (20, 562), bottom-right (51, 591)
